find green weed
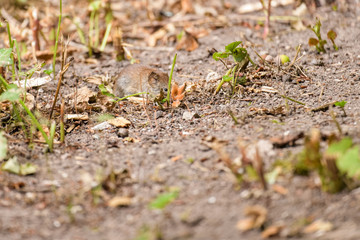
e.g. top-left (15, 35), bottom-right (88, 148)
top-left (149, 188), bottom-right (179, 210)
top-left (308, 18), bottom-right (338, 53)
top-left (295, 129), bottom-right (360, 193)
top-left (213, 41), bottom-right (255, 95)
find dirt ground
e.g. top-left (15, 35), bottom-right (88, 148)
top-left (1, 0), bottom-right (360, 239)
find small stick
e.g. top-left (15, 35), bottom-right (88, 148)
top-left (280, 95), bottom-right (306, 106)
top-left (60, 98), bottom-right (65, 143)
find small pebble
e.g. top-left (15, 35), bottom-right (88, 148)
top-left (117, 128), bottom-right (129, 138)
top-left (207, 196), bottom-right (216, 204)
top-left (183, 111), bottom-right (195, 120)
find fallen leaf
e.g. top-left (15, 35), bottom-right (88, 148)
top-left (1, 157), bottom-right (37, 175)
top-left (108, 117), bottom-right (131, 128)
top-left (237, 205), bottom-right (268, 232)
top-left (176, 31), bottom-right (199, 51)
top-left (17, 76), bottom-right (51, 89)
top-left (171, 155), bottom-right (183, 162)
top-left (85, 75), bottom-right (110, 85)
top-left (171, 82), bottom-right (186, 107)
top-left (304, 220), bottom-right (333, 234)
top-left (147, 24), bottom-right (176, 47)
top-left (272, 184), bottom-right (288, 195)
top-left (261, 225), bottom-right (283, 238)
top-left (237, 217), bottom-right (256, 232)
top-left (66, 114), bottom-right (89, 121)
top-left (181, 0), bottom-right (193, 13)
top-left (108, 196), bottom-right (132, 207)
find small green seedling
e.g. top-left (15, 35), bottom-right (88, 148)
top-left (327, 30), bottom-right (338, 51)
top-left (149, 188), bottom-right (179, 210)
top-left (334, 100), bottom-right (347, 116)
top-left (213, 41), bottom-right (255, 95)
top-left (308, 18), bottom-right (338, 53)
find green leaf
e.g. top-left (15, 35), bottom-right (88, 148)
top-left (336, 146), bottom-right (360, 178)
top-left (99, 84), bottom-right (115, 98)
top-left (149, 190), bottom-right (179, 209)
top-left (0, 85), bottom-right (21, 102)
top-left (0, 48), bottom-right (13, 67)
top-left (308, 38), bottom-right (319, 47)
top-left (212, 52), bottom-right (230, 61)
top-left (222, 75), bottom-right (233, 82)
top-left (0, 132), bottom-right (7, 161)
top-left (2, 157), bottom-right (20, 174)
top-left (327, 137), bottom-right (353, 156)
top-left (1, 157), bottom-right (37, 175)
top-left (327, 30), bottom-right (337, 41)
top-left (232, 47), bottom-right (248, 63)
top-left (43, 69), bottom-right (53, 76)
top-left (334, 100), bottom-right (347, 108)
top-left (20, 162), bottom-right (37, 175)
top-left (225, 41), bottom-right (242, 53)
top-left (313, 19), bottom-right (321, 35)
top-left (89, 0), bottom-right (101, 11)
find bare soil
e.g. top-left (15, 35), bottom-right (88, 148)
top-left (2, 0), bottom-right (360, 239)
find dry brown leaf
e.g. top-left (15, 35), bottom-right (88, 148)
top-left (127, 97), bottom-right (149, 104)
top-left (171, 155), bottom-right (183, 162)
top-left (181, 0), bottom-right (194, 13)
top-left (236, 217), bottom-right (256, 232)
top-left (148, 28), bottom-right (167, 47)
top-left (303, 220), bottom-right (333, 234)
top-left (171, 82), bottom-right (186, 108)
top-left (85, 75), bottom-right (108, 85)
top-left (107, 196), bottom-right (132, 207)
top-left (176, 31), bottom-right (199, 51)
top-left (237, 205), bottom-right (268, 232)
top-left (261, 225), bottom-right (283, 238)
top-left (108, 117), bottom-right (131, 128)
top-left (25, 93), bottom-right (35, 111)
top-left (66, 86), bottom-right (96, 105)
top-left (65, 114), bottom-right (89, 121)
top-left (272, 184), bottom-right (288, 195)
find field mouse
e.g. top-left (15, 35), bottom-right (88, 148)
top-left (113, 64), bottom-right (169, 98)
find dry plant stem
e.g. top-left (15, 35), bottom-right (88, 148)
top-left (330, 109), bottom-right (343, 136)
top-left (49, 56), bottom-right (73, 119)
top-left (60, 98), bottom-right (65, 143)
top-left (228, 110), bottom-right (239, 125)
top-left (142, 98), bottom-right (153, 128)
top-left (30, 8), bottom-right (40, 51)
top-left (311, 101), bottom-right (336, 112)
top-left (280, 95), bottom-right (305, 106)
top-left (286, 44), bottom-right (301, 70)
top-left (255, 147), bottom-right (267, 190)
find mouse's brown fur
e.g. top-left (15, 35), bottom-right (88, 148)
top-left (113, 64), bottom-right (169, 98)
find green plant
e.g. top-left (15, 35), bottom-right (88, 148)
top-left (295, 129), bottom-right (360, 193)
top-left (71, 0), bottom-right (113, 57)
top-left (334, 100), bottom-right (347, 116)
top-left (149, 188), bottom-right (179, 210)
top-left (0, 76), bottom-right (56, 151)
top-left (308, 18), bottom-right (338, 53)
top-left (213, 41), bottom-right (255, 95)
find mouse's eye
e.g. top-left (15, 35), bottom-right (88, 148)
top-left (163, 88), bottom-right (168, 92)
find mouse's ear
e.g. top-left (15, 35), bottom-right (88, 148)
top-left (148, 71), bottom-right (159, 85)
